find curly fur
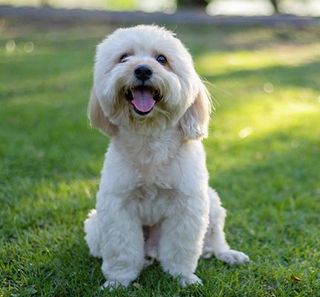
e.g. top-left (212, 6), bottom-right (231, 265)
top-left (84, 25), bottom-right (249, 289)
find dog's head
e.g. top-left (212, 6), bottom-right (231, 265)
top-left (89, 25), bottom-right (211, 139)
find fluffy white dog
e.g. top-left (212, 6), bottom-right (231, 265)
top-left (84, 25), bottom-right (249, 289)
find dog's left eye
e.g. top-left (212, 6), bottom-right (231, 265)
top-left (119, 53), bottom-right (129, 63)
top-left (156, 55), bottom-right (167, 65)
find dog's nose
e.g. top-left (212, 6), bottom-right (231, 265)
top-left (134, 65), bottom-right (153, 81)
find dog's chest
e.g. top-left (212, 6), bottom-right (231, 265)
top-left (135, 160), bottom-right (173, 189)
top-left (112, 131), bottom-right (183, 224)
top-left (116, 129), bottom-right (181, 167)
top-left (131, 185), bottom-right (175, 226)
top-left (130, 159), bottom-right (178, 225)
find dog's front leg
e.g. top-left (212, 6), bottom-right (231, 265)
top-left (98, 198), bottom-right (144, 290)
top-left (159, 191), bottom-right (209, 287)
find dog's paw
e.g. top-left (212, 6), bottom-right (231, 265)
top-left (143, 256), bottom-right (155, 268)
top-left (201, 247), bottom-right (215, 259)
top-left (216, 249), bottom-right (250, 265)
top-left (101, 279), bottom-right (130, 291)
top-left (201, 251), bottom-right (213, 259)
top-left (179, 274), bottom-right (203, 288)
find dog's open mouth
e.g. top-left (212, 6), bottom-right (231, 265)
top-left (125, 86), bottom-right (162, 115)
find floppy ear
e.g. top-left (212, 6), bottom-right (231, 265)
top-left (179, 79), bottom-right (211, 140)
top-left (88, 88), bottom-right (118, 136)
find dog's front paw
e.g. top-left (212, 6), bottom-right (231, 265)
top-left (179, 274), bottom-right (203, 288)
top-left (216, 249), bottom-right (250, 265)
top-left (101, 279), bottom-right (131, 291)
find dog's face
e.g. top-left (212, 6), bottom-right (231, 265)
top-left (89, 25), bottom-right (210, 139)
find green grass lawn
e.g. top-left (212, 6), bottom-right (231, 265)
top-left (1, 19), bottom-right (320, 296)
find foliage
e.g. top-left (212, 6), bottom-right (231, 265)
top-left (106, 0), bottom-right (136, 10)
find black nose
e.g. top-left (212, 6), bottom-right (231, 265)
top-left (134, 65), bottom-right (153, 81)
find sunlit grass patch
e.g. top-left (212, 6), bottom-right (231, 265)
top-left (196, 50), bottom-right (280, 75)
top-left (196, 42), bottom-right (320, 76)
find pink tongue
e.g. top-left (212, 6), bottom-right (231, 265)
top-left (132, 88), bottom-right (155, 113)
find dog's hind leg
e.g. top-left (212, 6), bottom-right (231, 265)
top-left (84, 209), bottom-right (102, 258)
top-left (202, 188), bottom-right (250, 265)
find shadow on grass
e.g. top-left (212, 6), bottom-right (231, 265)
top-left (0, 54), bottom-right (92, 91)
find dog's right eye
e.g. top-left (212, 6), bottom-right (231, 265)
top-left (156, 54), bottom-right (167, 65)
top-left (119, 54), bottom-right (129, 63)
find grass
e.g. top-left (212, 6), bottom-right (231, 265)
top-left (1, 19), bottom-right (320, 296)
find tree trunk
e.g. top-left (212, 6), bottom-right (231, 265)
top-left (270, 0), bottom-right (280, 13)
top-left (176, 0), bottom-right (208, 9)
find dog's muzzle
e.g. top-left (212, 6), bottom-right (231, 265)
top-left (125, 85), bottom-right (162, 116)
top-left (134, 65), bottom-right (153, 82)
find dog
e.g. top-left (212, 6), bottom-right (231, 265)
top-left (84, 25), bottom-right (249, 289)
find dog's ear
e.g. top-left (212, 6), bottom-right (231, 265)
top-left (179, 78), bottom-right (211, 140)
top-left (88, 88), bottom-right (118, 136)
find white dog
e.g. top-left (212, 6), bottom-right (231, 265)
top-left (84, 25), bottom-right (249, 289)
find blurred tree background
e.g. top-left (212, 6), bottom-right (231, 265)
top-left (1, 0), bottom-right (319, 15)
top-left (176, 0), bottom-right (281, 13)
